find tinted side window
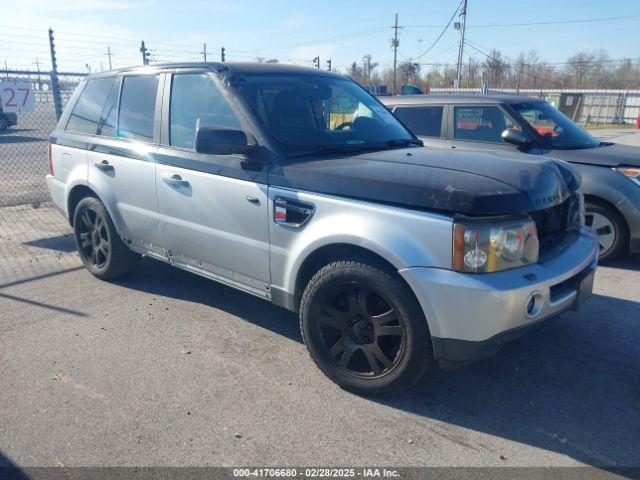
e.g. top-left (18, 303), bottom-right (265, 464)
top-left (66, 78), bottom-right (113, 135)
top-left (98, 80), bottom-right (119, 137)
top-left (118, 75), bottom-right (159, 142)
top-left (454, 106), bottom-right (516, 143)
top-left (394, 106), bottom-right (443, 137)
top-left (170, 73), bottom-right (241, 149)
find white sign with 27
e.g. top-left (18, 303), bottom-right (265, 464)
top-left (0, 82), bottom-right (34, 113)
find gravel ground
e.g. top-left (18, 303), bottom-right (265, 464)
top-left (0, 205), bottom-right (638, 471)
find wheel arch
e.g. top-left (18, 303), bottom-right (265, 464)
top-left (66, 184), bottom-right (126, 241)
top-left (293, 243), bottom-right (400, 311)
top-left (67, 184), bottom-right (99, 226)
top-left (290, 243), bottom-right (434, 344)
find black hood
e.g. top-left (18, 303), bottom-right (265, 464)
top-left (269, 147), bottom-right (580, 215)
top-left (546, 142), bottom-right (640, 167)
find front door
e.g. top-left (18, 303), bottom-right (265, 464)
top-left (155, 72), bottom-right (270, 297)
top-left (449, 104), bottom-right (521, 153)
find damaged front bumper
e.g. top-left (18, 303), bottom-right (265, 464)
top-left (399, 227), bottom-right (599, 368)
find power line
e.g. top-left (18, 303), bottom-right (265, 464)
top-left (403, 14), bottom-right (640, 29)
top-left (465, 14), bottom-right (640, 28)
top-left (415, 0), bottom-right (462, 61)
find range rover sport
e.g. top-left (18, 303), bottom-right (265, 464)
top-left (46, 63), bottom-right (598, 394)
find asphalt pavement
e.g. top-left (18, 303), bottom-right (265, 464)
top-left (0, 205), bottom-right (638, 470)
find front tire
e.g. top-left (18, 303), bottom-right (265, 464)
top-left (300, 259), bottom-right (433, 395)
top-left (585, 201), bottom-right (627, 262)
top-left (73, 196), bottom-right (140, 280)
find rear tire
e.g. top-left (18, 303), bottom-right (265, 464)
top-left (73, 196), bottom-right (140, 280)
top-left (585, 201), bottom-right (627, 262)
top-left (300, 259), bottom-right (433, 395)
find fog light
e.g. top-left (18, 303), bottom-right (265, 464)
top-left (525, 292), bottom-right (543, 318)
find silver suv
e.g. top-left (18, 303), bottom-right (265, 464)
top-left (46, 63), bottom-right (598, 394)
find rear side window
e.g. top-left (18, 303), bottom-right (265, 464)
top-left (66, 78), bottom-right (113, 135)
top-left (169, 73), bottom-right (241, 149)
top-left (98, 80), bottom-right (118, 137)
top-left (118, 75), bottom-right (159, 142)
top-left (454, 106), bottom-right (516, 143)
top-left (394, 106), bottom-right (443, 137)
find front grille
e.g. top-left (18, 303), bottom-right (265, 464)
top-left (530, 194), bottom-right (581, 257)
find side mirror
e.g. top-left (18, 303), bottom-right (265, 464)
top-left (501, 128), bottom-right (530, 148)
top-left (195, 126), bottom-right (258, 156)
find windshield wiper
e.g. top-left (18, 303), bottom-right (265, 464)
top-left (286, 139), bottom-right (423, 159)
top-left (387, 138), bottom-right (423, 148)
top-left (287, 144), bottom-right (384, 159)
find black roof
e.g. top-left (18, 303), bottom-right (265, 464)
top-left (87, 62), bottom-right (342, 79)
top-left (379, 93), bottom-right (543, 106)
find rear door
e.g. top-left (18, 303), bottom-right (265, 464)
top-left (86, 73), bottom-right (164, 256)
top-left (155, 71), bottom-right (270, 297)
top-left (390, 104), bottom-right (447, 149)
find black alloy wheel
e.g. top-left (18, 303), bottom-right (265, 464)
top-left (77, 206), bottom-right (111, 269)
top-left (311, 281), bottom-right (405, 379)
top-left (73, 196), bottom-right (140, 280)
top-left (300, 259), bottom-right (432, 395)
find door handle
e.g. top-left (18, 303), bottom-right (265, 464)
top-left (94, 160), bottom-right (114, 171)
top-left (161, 173), bottom-right (190, 188)
top-left (246, 195), bottom-right (261, 205)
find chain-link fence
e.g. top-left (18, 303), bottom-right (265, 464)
top-left (0, 71), bottom-right (86, 284)
top-left (1, 71), bottom-right (84, 207)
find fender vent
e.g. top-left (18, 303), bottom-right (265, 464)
top-left (274, 197), bottom-right (314, 228)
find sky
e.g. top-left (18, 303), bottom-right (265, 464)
top-left (1, 0), bottom-right (639, 73)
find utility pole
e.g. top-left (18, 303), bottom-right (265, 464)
top-left (221, 46), bottom-right (226, 62)
top-left (326, 58), bottom-right (332, 71)
top-left (391, 13), bottom-right (400, 95)
top-left (33, 57), bottom-right (42, 90)
top-left (363, 55), bottom-right (370, 82)
top-left (105, 46), bottom-right (113, 70)
top-left (140, 40), bottom-right (149, 65)
top-left (312, 56), bottom-right (320, 69)
top-left (454, 0), bottom-right (468, 88)
top-left (48, 28), bottom-right (62, 120)
top-left (201, 43), bottom-right (207, 62)
top-left (4, 60), bottom-right (8, 79)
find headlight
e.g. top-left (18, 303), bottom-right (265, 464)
top-left (453, 217), bottom-right (539, 273)
top-left (616, 167), bottom-right (640, 186)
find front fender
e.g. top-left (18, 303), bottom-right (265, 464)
top-left (576, 164), bottom-right (640, 239)
top-left (268, 187), bottom-right (453, 296)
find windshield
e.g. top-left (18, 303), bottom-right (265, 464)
top-left (512, 101), bottom-right (600, 149)
top-left (234, 73), bottom-right (417, 157)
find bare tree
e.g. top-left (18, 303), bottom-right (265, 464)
top-left (353, 48), bottom-right (640, 92)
